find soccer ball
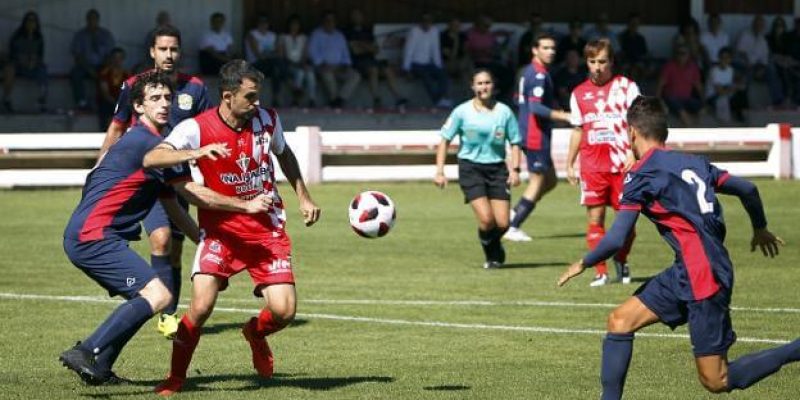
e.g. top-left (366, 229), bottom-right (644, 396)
top-left (348, 191), bottom-right (396, 238)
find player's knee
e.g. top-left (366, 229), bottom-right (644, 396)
top-left (149, 228), bottom-right (172, 255)
top-left (698, 374), bottom-right (729, 394)
top-left (269, 302), bottom-right (296, 324)
top-left (141, 279), bottom-right (172, 313)
top-left (606, 310), bottom-right (634, 333)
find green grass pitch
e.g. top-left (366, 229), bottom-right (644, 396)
top-left (0, 180), bottom-right (798, 399)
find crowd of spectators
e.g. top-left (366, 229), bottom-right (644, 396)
top-left (1, 8), bottom-right (800, 124)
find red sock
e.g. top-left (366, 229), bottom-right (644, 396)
top-left (614, 229), bottom-right (636, 263)
top-left (587, 222), bottom-right (607, 275)
top-left (169, 315), bottom-right (201, 379)
top-left (256, 309), bottom-right (288, 337)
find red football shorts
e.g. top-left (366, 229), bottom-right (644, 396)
top-left (579, 171), bottom-right (624, 208)
top-left (191, 232), bottom-right (295, 295)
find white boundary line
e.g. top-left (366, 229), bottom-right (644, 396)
top-left (0, 292), bottom-right (792, 345)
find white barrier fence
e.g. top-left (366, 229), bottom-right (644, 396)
top-left (0, 124), bottom-right (796, 188)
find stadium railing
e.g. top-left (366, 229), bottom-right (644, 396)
top-left (0, 124), bottom-right (795, 188)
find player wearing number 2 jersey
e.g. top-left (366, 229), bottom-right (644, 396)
top-left (566, 39), bottom-right (639, 286)
top-left (558, 96), bottom-right (794, 400)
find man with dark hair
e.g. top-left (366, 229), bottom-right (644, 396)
top-left (558, 95), bottom-right (796, 400)
top-left (60, 71), bottom-right (266, 385)
top-left (505, 33), bottom-right (573, 242)
top-left (145, 60), bottom-right (321, 395)
top-left (97, 25), bottom-right (212, 340)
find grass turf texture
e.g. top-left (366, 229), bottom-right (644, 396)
top-left (0, 180), bottom-right (798, 399)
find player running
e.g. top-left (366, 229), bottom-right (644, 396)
top-left (143, 60), bottom-right (321, 395)
top-left (60, 71), bottom-right (269, 385)
top-left (505, 32), bottom-right (574, 242)
top-left (558, 96), bottom-right (795, 399)
top-left (97, 26), bottom-right (213, 338)
top-left (566, 39), bottom-right (638, 286)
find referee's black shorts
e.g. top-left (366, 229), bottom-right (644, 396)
top-left (457, 159), bottom-right (510, 203)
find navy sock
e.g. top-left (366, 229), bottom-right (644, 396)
top-left (478, 228), bottom-right (506, 263)
top-left (478, 229), bottom-right (493, 261)
top-left (511, 198), bottom-right (535, 228)
top-left (82, 297), bottom-right (154, 357)
top-left (727, 338), bottom-right (800, 391)
top-left (165, 267), bottom-right (182, 315)
top-left (94, 316), bottom-right (148, 373)
top-left (601, 333), bottom-right (634, 400)
top-left (151, 255), bottom-right (174, 310)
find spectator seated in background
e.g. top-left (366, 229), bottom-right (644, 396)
top-left (2, 11), bottom-right (48, 113)
top-left (440, 17), bottom-right (470, 83)
top-left (198, 12), bottom-right (234, 75)
top-left (96, 47), bottom-right (130, 131)
top-left (344, 8), bottom-right (407, 110)
top-left (673, 18), bottom-right (706, 70)
top-left (618, 12), bottom-right (650, 83)
top-left (765, 16), bottom-right (798, 109)
top-left (700, 14), bottom-right (729, 67)
top-left (706, 47), bottom-right (747, 123)
top-left (279, 14), bottom-right (316, 107)
top-left (402, 13), bottom-right (451, 108)
top-left (245, 14), bottom-right (287, 106)
top-left (465, 16), bottom-right (513, 102)
top-left (70, 8), bottom-right (115, 110)
top-left (517, 12), bottom-right (545, 67)
top-left (787, 18), bottom-right (800, 106)
top-left (308, 11), bottom-right (361, 108)
top-left (735, 14), bottom-right (783, 108)
top-left (656, 45), bottom-right (704, 126)
top-left (556, 20), bottom-right (586, 67)
top-left (584, 12), bottom-right (620, 52)
top-left (553, 49), bottom-right (586, 110)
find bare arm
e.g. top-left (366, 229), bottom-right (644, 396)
top-left (160, 196), bottom-right (200, 244)
top-left (566, 128), bottom-right (582, 185)
top-left (143, 142), bottom-right (231, 169)
top-left (507, 144), bottom-right (521, 187)
top-left (275, 146), bottom-right (321, 226)
top-left (97, 121), bottom-right (128, 163)
top-left (172, 180), bottom-right (271, 214)
top-left (433, 138), bottom-right (450, 188)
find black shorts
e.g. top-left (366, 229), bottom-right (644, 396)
top-left (457, 159), bottom-right (510, 203)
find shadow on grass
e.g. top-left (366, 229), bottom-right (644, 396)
top-left (203, 318), bottom-right (310, 335)
top-left (82, 373), bottom-right (394, 397)
top-left (423, 384), bottom-right (471, 391)
top-left (494, 262), bottom-right (565, 269)
top-left (534, 232), bottom-right (585, 239)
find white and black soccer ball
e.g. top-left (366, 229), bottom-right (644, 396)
top-left (348, 191), bottom-right (396, 238)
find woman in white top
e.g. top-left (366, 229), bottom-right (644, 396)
top-left (246, 15), bottom-right (287, 106)
top-left (706, 47), bottom-right (747, 122)
top-left (278, 14), bottom-right (316, 107)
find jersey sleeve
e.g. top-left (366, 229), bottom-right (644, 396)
top-left (112, 79), bottom-right (133, 125)
top-left (625, 81), bottom-right (641, 107)
top-left (569, 92), bottom-right (582, 126)
top-left (505, 107), bottom-right (521, 145)
top-left (440, 107), bottom-right (462, 141)
top-left (195, 84), bottom-right (213, 112)
top-left (164, 118), bottom-right (201, 150)
top-left (707, 161), bottom-right (730, 188)
top-left (619, 171), bottom-right (652, 211)
top-left (270, 112), bottom-right (287, 155)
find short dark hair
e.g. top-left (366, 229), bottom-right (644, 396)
top-left (718, 46), bottom-right (733, 58)
top-left (584, 38), bottom-right (615, 62)
top-left (211, 12), bottom-right (225, 22)
top-left (151, 25), bottom-right (181, 46)
top-left (219, 59), bottom-right (264, 95)
top-left (627, 96), bottom-right (668, 142)
top-left (533, 32), bottom-right (556, 48)
top-left (130, 71), bottom-right (174, 110)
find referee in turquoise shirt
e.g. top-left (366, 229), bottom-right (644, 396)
top-left (435, 69), bottom-right (522, 269)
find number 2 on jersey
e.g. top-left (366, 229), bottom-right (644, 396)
top-left (681, 169), bottom-right (714, 214)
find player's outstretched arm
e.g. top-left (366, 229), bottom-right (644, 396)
top-left (143, 142), bottom-right (231, 168)
top-left (172, 181), bottom-right (272, 214)
top-left (160, 196), bottom-right (201, 244)
top-left (275, 145), bottom-right (321, 226)
top-left (717, 175), bottom-right (785, 257)
top-left (96, 121), bottom-right (128, 164)
top-left (558, 210), bottom-right (639, 286)
top-left (434, 138), bottom-right (450, 189)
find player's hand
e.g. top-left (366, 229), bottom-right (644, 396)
top-left (508, 170), bottom-right (521, 187)
top-left (751, 228), bottom-right (785, 258)
top-left (557, 260), bottom-right (587, 287)
top-left (567, 165), bottom-right (578, 186)
top-left (434, 173), bottom-right (447, 189)
top-left (244, 193), bottom-right (273, 214)
top-left (623, 150), bottom-right (636, 172)
top-left (300, 198), bottom-right (321, 226)
top-left (194, 142), bottom-right (231, 161)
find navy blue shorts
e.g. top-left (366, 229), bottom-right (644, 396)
top-left (523, 148), bottom-right (553, 174)
top-left (142, 195), bottom-right (188, 241)
top-left (635, 266), bottom-right (736, 356)
top-left (63, 238), bottom-right (156, 299)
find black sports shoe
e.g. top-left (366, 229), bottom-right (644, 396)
top-left (59, 343), bottom-right (105, 385)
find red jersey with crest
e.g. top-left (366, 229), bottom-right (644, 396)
top-left (165, 107), bottom-right (287, 240)
top-left (569, 75), bottom-right (640, 173)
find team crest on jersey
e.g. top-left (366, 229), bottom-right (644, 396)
top-left (532, 86), bottom-right (544, 97)
top-left (583, 92), bottom-right (594, 100)
top-left (494, 126), bottom-right (505, 139)
top-left (178, 93), bottom-right (193, 110)
top-left (208, 240), bottom-right (221, 253)
top-left (236, 152), bottom-right (251, 173)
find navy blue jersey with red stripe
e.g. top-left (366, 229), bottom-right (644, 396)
top-left (64, 123), bottom-right (190, 242)
top-left (619, 148), bottom-right (732, 301)
top-left (112, 72), bottom-right (211, 134)
top-left (517, 60), bottom-right (556, 150)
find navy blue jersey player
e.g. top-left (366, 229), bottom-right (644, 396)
top-left (505, 33), bottom-right (573, 242)
top-left (97, 26), bottom-right (213, 338)
top-left (558, 96), bottom-right (794, 399)
top-left (60, 72), bottom-right (268, 385)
